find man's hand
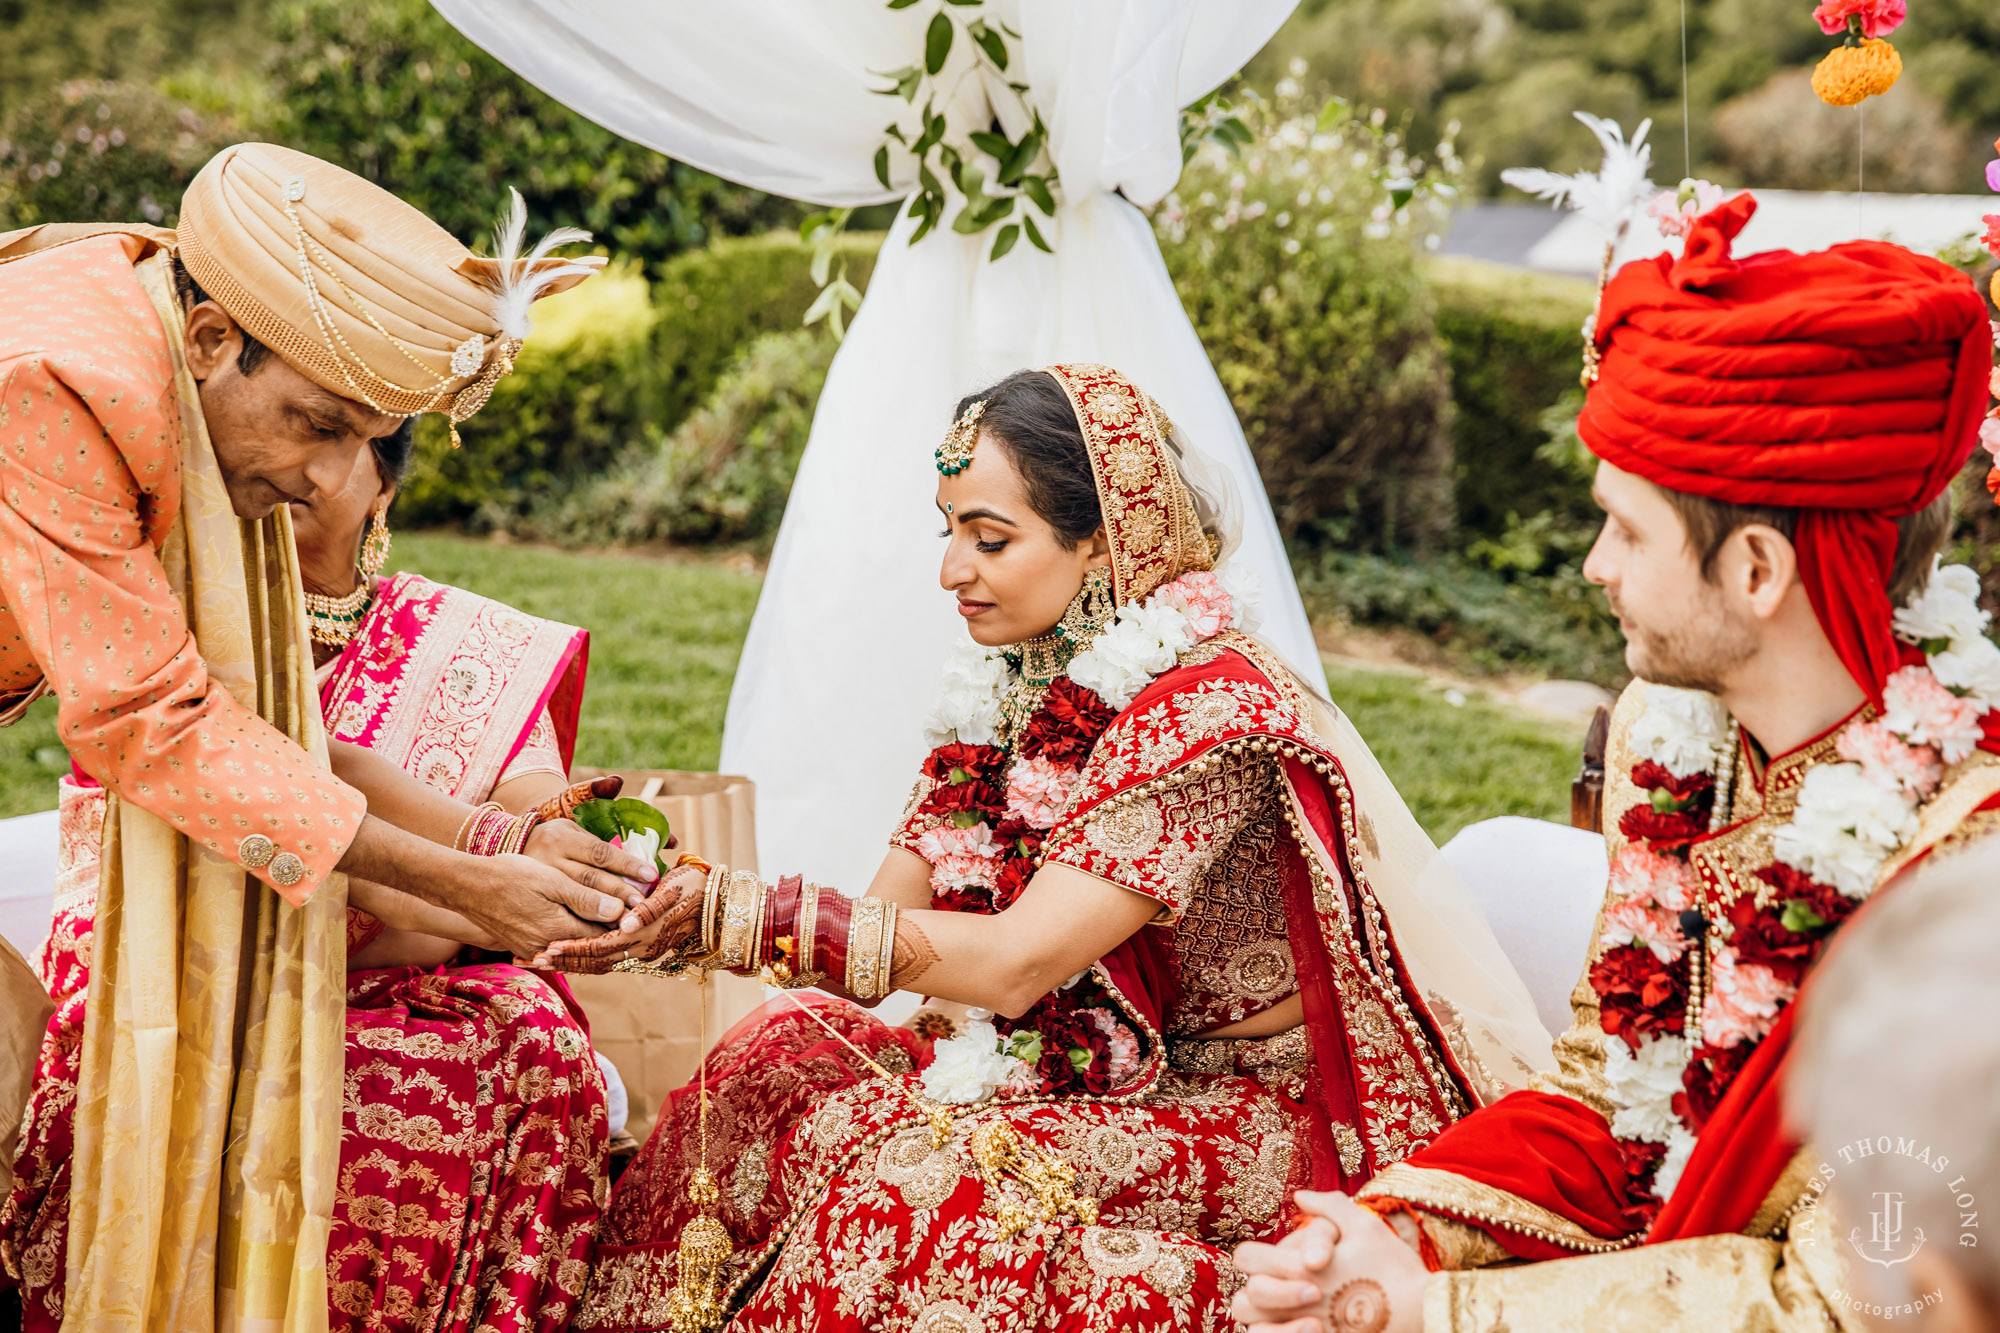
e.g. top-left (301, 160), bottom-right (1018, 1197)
top-left (456, 852), bottom-right (630, 960)
top-left (522, 817), bottom-right (661, 909)
top-left (1232, 1192), bottom-right (1427, 1333)
top-left (532, 864), bottom-right (708, 972)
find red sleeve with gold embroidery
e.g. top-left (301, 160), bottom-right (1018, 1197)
top-left (0, 350), bottom-right (364, 905)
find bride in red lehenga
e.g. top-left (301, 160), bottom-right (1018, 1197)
top-left (552, 364), bottom-right (1554, 1332)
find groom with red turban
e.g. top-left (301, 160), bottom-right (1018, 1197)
top-left (1233, 194), bottom-right (2000, 1330)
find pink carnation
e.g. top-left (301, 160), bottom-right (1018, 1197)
top-left (1155, 570), bottom-right (1235, 640)
top-left (1836, 719), bottom-right (1942, 799)
top-left (919, 824), bottom-right (1001, 891)
top-left (1980, 416), bottom-right (2000, 462)
top-left (1004, 754), bottom-right (1082, 830)
top-left (1646, 180), bottom-right (1725, 239)
top-left (1599, 899), bottom-right (1688, 963)
top-left (1881, 665), bottom-right (1985, 765)
top-left (1083, 1007), bottom-right (1144, 1084)
top-left (1812, 0), bottom-right (1905, 37)
top-left (1700, 951), bottom-right (1796, 1049)
top-left (1607, 843), bottom-right (1696, 912)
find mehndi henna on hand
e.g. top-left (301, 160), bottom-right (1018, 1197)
top-left (539, 871), bottom-right (702, 972)
top-left (889, 918), bottom-right (940, 988)
top-left (1327, 1278), bottom-right (1389, 1333)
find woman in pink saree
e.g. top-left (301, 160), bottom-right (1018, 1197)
top-left (4, 425), bottom-right (613, 1332)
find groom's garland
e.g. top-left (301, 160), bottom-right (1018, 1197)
top-left (914, 569), bottom-right (1246, 1104)
top-left (1596, 561), bottom-right (2000, 1210)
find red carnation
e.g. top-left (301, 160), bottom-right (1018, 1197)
top-left (1676, 1042), bottom-right (1753, 1131)
top-left (919, 779), bottom-right (1007, 822)
top-left (1018, 678), bottom-right (1118, 764)
top-left (1590, 944), bottom-right (1687, 1048)
top-left (990, 856), bottom-right (1035, 912)
top-left (1618, 803), bottom-right (1708, 848)
top-left (923, 743), bottom-right (1008, 784)
top-left (932, 886), bottom-right (995, 915)
top-left (1618, 1137), bottom-right (1668, 1197)
top-left (1631, 760), bottom-right (1716, 805)
top-left (1754, 863), bottom-right (1859, 938)
top-left (1718, 894), bottom-right (1821, 983)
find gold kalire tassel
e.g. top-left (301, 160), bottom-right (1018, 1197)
top-left (662, 1167), bottom-right (731, 1332)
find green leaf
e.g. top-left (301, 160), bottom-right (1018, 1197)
top-left (950, 809), bottom-right (983, 828)
top-left (1005, 1030), bottom-right (1043, 1062)
top-left (990, 223), bottom-right (1019, 260)
top-left (1780, 899), bottom-right (1828, 934)
top-left (968, 130), bottom-right (1012, 161)
top-left (874, 144), bottom-right (891, 189)
top-left (1022, 212), bottom-right (1051, 252)
top-left (1066, 1046), bottom-right (1092, 1071)
top-left (943, 0), bottom-right (983, 6)
top-left (572, 799), bottom-right (620, 841)
top-left (610, 797), bottom-right (671, 843)
top-left (999, 130), bottom-right (1040, 184)
top-left (1389, 184), bottom-right (1415, 210)
top-left (972, 22), bottom-right (1008, 68)
top-left (925, 12), bottom-right (953, 75)
top-left (1317, 96), bottom-right (1352, 131)
top-left (899, 67), bottom-right (923, 101)
top-left (884, 122), bottom-right (907, 144)
top-left (887, 0), bottom-right (920, 7)
top-left (1021, 174), bottom-right (1056, 215)
top-left (870, 64), bottom-right (920, 99)
top-left (908, 193), bottom-right (937, 243)
top-left (918, 162), bottom-right (943, 199)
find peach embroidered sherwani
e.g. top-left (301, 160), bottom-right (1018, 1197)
top-left (0, 232), bottom-right (365, 903)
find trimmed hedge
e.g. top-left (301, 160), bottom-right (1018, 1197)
top-left (398, 231), bottom-right (881, 529)
top-left (1423, 256), bottom-right (1598, 541)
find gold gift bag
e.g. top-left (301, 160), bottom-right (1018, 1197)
top-left (565, 769), bottom-right (764, 1141)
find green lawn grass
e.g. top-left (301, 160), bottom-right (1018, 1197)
top-left (0, 536), bottom-right (1584, 841)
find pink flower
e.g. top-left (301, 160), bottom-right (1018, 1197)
top-left (1004, 754), bottom-right (1082, 830)
top-left (1881, 665), bottom-right (1986, 765)
top-left (1836, 719), bottom-right (1942, 799)
top-left (1980, 415), bottom-right (2000, 461)
top-left (1812, 0), bottom-right (1905, 37)
top-left (919, 824), bottom-right (1001, 891)
top-left (1987, 160), bottom-right (2000, 194)
top-left (1646, 180), bottom-right (1725, 239)
top-left (1155, 570), bottom-right (1235, 640)
top-left (1607, 844), bottom-right (1696, 912)
top-left (1700, 951), bottom-right (1796, 1049)
top-left (1082, 1007), bottom-right (1144, 1084)
top-left (1600, 899), bottom-right (1689, 963)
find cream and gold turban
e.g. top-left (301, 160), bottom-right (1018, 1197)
top-left (0, 142), bottom-right (602, 437)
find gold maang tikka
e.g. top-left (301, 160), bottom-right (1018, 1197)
top-left (935, 399), bottom-right (985, 476)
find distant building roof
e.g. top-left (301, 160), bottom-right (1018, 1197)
top-left (1440, 190), bottom-right (1991, 276)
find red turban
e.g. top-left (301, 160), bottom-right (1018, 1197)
top-left (1578, 193), bottom-right (1994, 701)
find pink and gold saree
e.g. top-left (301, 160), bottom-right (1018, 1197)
top-left (4, 571), bottom-right (607, 1333)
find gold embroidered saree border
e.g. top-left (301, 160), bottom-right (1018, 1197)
top-left (1357, 1163), bottom-right (1640, 1255)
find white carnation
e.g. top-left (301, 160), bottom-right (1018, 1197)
top-left (924, 640), bottom-right (1010, 746)
top-left (1772, 763), bottom-right (1918, 899)
top-left (1652, 1125), bottom-right (1699, 1203)
top-left (1628, 686), bottom-right (1731, 778)
top-left (1070, 604), bottom-right (1184, 710)
top-left (1215, 560), bottom-right (1265, 634)
top-left (918, 1018), bottom-right (1028, 1105)
top-left (1928, 637), bottom-right (2000, 713)
top-left (1893, 561), bottom-right (1991, 648)
top-left (1603, 1034), bottom-right (1688, 1144)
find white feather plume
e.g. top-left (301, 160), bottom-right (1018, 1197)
top-left (487, 187), bottom-right (595, 341)
top-left (1500, 112), bottom-right (1657, 245)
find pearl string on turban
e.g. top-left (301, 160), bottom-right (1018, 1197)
top-left (1578, 193), bottom-right (1994, 701)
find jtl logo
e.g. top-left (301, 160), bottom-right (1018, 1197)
top-left (1849, 1190), bottom-right (1927, 1268)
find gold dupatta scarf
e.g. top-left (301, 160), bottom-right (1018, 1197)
top-left (64, 252), bottom-right (345, 1332)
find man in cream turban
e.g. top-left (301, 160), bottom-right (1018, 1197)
top-left (0, 144), bottom-right (657, 1329)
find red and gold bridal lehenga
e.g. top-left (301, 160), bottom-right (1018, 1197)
top-left (3, 571), bottom-right (609, 1333)
top-left (576, 363), bottom-right (1553, 1332)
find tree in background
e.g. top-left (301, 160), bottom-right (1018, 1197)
top-left (1248, 0), bottom-right (1993, 194)
top-left (0, 0), bottom-right (795, 265)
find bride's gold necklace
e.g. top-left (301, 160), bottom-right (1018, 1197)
top-left (996, 567), bottom-right (1117, 748)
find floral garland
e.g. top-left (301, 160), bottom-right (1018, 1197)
top-left (1595, 560), bottom-right (1999, 1209)
top-left (914, 568), bottom-right (1244, 1105)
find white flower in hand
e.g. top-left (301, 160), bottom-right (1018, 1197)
top-left (620, 827), bottom-right (663, 876)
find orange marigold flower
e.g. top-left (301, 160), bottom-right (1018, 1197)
top-left (1811, 37), bottom-right (1902, 107)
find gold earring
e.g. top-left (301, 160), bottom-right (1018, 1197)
top-left (1057, 566), bottom-right (1115, 645)
top-left (358, 506), bottom-right (392, 580)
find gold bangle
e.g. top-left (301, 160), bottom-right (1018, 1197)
top-left (846, 897), bottom-right (896, 1001)
top-left (715, 870), bottom-right (765, 971)
top-left (700, 862), bottom-right (728, 956)
top-left (878, 902), bottom-right (897, 992)
top-left (795, 882), bottom-right (820, 975)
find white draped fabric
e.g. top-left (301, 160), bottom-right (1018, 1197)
top-left (432, 0), bottom-right (1321, 887)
